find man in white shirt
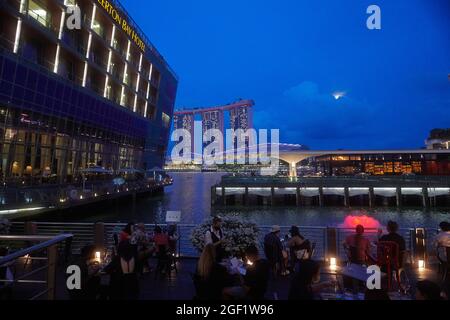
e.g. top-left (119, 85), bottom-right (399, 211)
top-left (205, 217), bottom-right (225, 261)
top-left (434, 222), bottom-right (450, 248)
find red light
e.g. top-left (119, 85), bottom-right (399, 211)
top-left (340, 215), bottom-right (381, 230)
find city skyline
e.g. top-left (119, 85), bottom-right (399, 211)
top-left (121, 0), bottom-right (450, 150)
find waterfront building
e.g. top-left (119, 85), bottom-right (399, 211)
top-left (172, 99), bottom-right (254, 161)
top-left (426, 129), bottom-right (450, 150)
top-left (277, 148), bottom-right (450, 177)
top-left (0, 0), bottom-right (178, 185)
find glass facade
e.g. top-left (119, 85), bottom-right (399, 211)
top-left (305, 153), bottom-right (450, 176)
top-left (0, 0), bottom-right (178, 185)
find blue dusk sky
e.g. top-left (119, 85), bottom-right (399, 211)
top-left (121, 0), bottom-right (450, 150)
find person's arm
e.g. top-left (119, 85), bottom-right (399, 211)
top-left (205, 231), bottom-right (213, 245)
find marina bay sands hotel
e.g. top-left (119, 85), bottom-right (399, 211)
top-left (173, 99), bottom-right (254, 144)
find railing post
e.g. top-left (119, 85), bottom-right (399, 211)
top-left (296, 187), bottom-right (301, 207)
top-left (47, 244), bottom-right (58, 300)
top-left (94, 222), bottom-right (105, 248)
top-left (413, 228), bottom-right (427, 266)
top-left (25, 221), bottom-right (37, 235)
top-left (326, 227), bottom-right (338, 262)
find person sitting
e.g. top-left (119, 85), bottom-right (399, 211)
top-left (415, 280), bottom-right (442, 300)
top-left (194, 244), bottom-right (233, 300)
top-left (222, 245), bottom-right (271, 300)
top-left (131, 223), bottom-right (154, 273)
top-left (242, 245), bottom-right (271, 300)
top-left (264, 226), bottom-right (289, 276)
top-left (152, 226), bottom-right (169, 253)
top-left (344, 225), bottom-right (373, 265)
top-left (287, 226), bottom-right (312, 268)
top-left (378, 221), bottom-right (406, 267)
top-left (288, 260), bottom-right (335, 300)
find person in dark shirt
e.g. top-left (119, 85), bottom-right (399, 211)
top-left (288, 260), bottom-right (335, 300)
top-left (264, 226), bottom-right (289, 276)
top-left (243, 245), bottom-right (271, 300)
top-left (378, 221), bottom-right (406, 267)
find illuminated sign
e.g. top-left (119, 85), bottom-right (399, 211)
top-left (97, 0), bottom-right (146, 52)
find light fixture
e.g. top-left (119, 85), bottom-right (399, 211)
top-left (418, 260), bottom-right (425, 271)
top-left (330, 257), bottom-right (337, 270)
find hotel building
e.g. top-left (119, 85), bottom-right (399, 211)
top-left (0, 0), bottom-right (178, 184)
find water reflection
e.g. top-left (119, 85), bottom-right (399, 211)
top-left (32, 172), bottom-right (449, 228)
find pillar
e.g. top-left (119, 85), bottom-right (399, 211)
top-left (344, 187), bottom-right (350, 207)
top-left (422, 187), bottom-right (429, 208)
top-left (271, 187), bottom-right (275, 206)
top-left (244, 187), bottom-right (249, 206)
top-left (211, 186), bottom-right (217, 206)
top-left (25, 221), bottom-right (37, 235)
top-left (396, 187), bottom-right (402, 208)
top-left (368, 187), bottom-right (375, 208)
top-left (222, 187), bottom-right (226, 206)
top-left (296, 187), bottom-right (301, 207)
top-left (326, 228), bottom-right (338, 261)
top-left (289, 162), bottom-right (297, 178)
top-left (319, 187), bottom-right (324, 207)
top-left (47, 244), bottom-right (58, 300)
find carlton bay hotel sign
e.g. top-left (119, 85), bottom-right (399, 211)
top-left (97, 0), bottom-right (146, 52)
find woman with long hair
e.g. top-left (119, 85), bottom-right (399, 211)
top-left (194, 244), bottom-right (232, 300)
top-left (197, 244), bottom-right (217, 280)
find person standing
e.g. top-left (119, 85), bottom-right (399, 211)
top-left (264, 226), bottom-right (289, 276)
top-left (205, 217), bottom-right (226, 262)
top-left (378, 221), bottom-right (406, 267)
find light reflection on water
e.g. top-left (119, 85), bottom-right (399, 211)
top-left (35, 172), bottom-right (449, 228)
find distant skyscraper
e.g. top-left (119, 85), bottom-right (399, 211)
top-left (173, 100), bottom-right (254, 161)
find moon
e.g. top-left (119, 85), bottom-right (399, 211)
top-left (333, 92), bottom-right (346, 100)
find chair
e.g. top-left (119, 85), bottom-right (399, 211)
top-left (377, 241), bottom-right (404, 291)
top-left (154, 245), bottom-right (171, 279)
top-left (437, 246), bottom-right (450, 283)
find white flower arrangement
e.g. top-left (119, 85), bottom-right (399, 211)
top-left (191, 218), bottom-right (260, 257)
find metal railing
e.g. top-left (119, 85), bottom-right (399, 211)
top-left (0, 234), bottom-right (73, 300)
top-left (7, 222), bottom-right (434, 263)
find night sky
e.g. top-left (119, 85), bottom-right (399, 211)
top-left (121, 0), bottom-right (450, 150)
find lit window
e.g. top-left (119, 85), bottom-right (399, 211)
top-left (28, 0), bottom-right (50, 28)
top-left (162, 112), bottom-right (171, 128)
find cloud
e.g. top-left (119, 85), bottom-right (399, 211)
top-left (257, 81), bottom-right (379, 147)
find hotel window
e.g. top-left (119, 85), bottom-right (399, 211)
top-left (28, 0), bottom-right (51, 28)
top-left (412, 161), bottom-right (422, 173)
top-left (162, 112), bottom-right (171, 128)
top-left (92, 20), bottom-right (105, 39)
top-left (384, 162), bottom-right (393, 174)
